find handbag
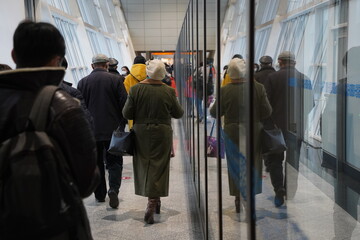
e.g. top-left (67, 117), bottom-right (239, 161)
top-left (207, 120), bottom-right (225, 158)
top-left (261, 118), bottom-right (287, 155)
top-left (108, 128), bottom-right (134, 156)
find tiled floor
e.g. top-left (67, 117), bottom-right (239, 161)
top-left (84, 119), bottom-right (360, 240)
top-left (84, 119), bottom-right (202, 240)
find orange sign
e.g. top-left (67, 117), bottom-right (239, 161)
top-left (151, 52), bottom-right (174, 55)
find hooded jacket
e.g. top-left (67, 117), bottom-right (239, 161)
top-left (123, 63), bottom-right (147, 93)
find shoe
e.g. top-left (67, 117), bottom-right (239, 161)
top-left (96, 198), bottom-right (105, 203)
top-left (108, 190), bottom-right (119, 209)
top-left (144, 198), bottom-right (157, 224)
top-left (235, 196), bottom-right (240, 213)
top-left (155, 198), bottom-right (161, 214)
top-left (274, 188), bottom-right (286, 207)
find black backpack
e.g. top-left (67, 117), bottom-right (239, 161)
top-left (0, 86), bottom-right (92, 239)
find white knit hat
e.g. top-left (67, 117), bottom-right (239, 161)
top-left (146, 59), bottom-right (166, 80)
top-left (227, 58), bottom-right (246, 80)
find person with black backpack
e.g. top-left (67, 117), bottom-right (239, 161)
top-left (0, 20), bottom-right (100, 239)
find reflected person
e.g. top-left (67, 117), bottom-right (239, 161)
top-left (255, 55), bottom-right (276, 172)
top-left (264, 51), bottom-right (312, 207)
top-left (122, 59), bottom-right (184, 224)
top-left (210, 58), bottom-right (272, 213)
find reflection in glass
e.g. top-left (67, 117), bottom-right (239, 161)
top-left (176, 0), bottom-right (360, 239)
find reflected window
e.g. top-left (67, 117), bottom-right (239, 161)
top-left (255, 26), bottom-right (271, 62)
top-left (255, 0), bottom-right (279, 25)
top-left (275, 13), bottom-right (310, 58)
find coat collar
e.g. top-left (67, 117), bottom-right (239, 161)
top-left (0, 67), bottom-right (65, 91)
top-left (91, 68), bottom-right (108, 73)
top-left (258, 65), bottom-right (275, 72)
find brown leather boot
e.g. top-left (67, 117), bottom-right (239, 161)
top-left (235, 196), bottom-right (240, 213)
top-left (144, 198), bottom-right (157, 224)
top-left (155, 197), bottom-right (161, 214)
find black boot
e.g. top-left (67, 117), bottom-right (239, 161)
top-left (274, 188), bottom-right (286, 207)
top-left (144, 198), bottom-right (157, 224)
top-left (155, 197), bottom-right (161, 214)
top-left (235, 196), bottom-right (240, 213)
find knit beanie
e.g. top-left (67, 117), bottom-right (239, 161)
top-left (227, 58), bottom-right (246, 80)
top-left (133, 56), bottom-right (146, 64)
top-left (146, 59), bottom-right (166, 80)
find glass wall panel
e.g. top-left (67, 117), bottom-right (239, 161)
top-left (177, 0), bottom-right (360, 239)
top-left (206, 0), bottom-right (219, 238)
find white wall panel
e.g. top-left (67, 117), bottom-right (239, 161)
top-left (0, 0), bottom-right (26, 68)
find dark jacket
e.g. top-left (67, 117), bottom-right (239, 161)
top-left (78, 68), bottom-right (127, 141)
top-left (0, 67), bottom-right (100, 198)
top-left (108, 68), bottom-right (121, 77)
top-left (60, 81), bottom-right (95, 130)
top-left (264, 66), bottom-right (310, 134)
top-left (254, 65), bottom-right (275, 85)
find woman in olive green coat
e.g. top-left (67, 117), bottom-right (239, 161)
top-left (210, 58), bottom-right (272, 213)
top-left (122, 59), bottom-right (184, 224)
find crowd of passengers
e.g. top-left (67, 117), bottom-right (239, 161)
top-left (0, 20), bottom-right (306, 239)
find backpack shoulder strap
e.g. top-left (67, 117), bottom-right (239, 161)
top-left (130, 73), bottom-right (141, 82)
top-left (29, 85), bottom-right (59, 131)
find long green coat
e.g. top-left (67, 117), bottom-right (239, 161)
top-left (122, 83), bottom-right (184, 197)
top-left (210, 81), bottom-right (272, 196)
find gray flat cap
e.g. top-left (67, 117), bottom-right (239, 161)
top-left (278, 51), bottom-right (295, 61)
top-left (92, 54), bottom-right (109, 64)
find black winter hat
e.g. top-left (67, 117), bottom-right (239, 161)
top-left (133, 56), bottom-right (146, 64)
top-left (259, 55), bottom-right (273, 64)
top-left (232, 54), bottom-right (243, 59)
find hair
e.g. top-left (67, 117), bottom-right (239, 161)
top-left (121, 66), bottom-right (130, 73)
top-left (13, 20), bottom-right (65, 68)
top-left (93, 62), bottom-right (108, 68)
top-left (134, 55), bottom-right (146, 64)
top-left (0, 64), bottom-right (12, 71)
top-left (232, 54), bottom-right (243, 59)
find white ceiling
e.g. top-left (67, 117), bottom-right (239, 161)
top-left (120, 0), bottom-right (229, 52)
top-left (120, 0), bottom-right (190, 52)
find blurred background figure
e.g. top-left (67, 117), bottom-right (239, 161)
top-left (108, 57), bottom-right (120, 76)
top-left (121, 66), bottom-right (130, 77)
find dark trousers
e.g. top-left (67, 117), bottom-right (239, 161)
top-left (266, 133), bottom-right (301, 196)
top-left (266, 152), bottom-right (285, 193)
top-left (94, 140), bottom-right (123, 200)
